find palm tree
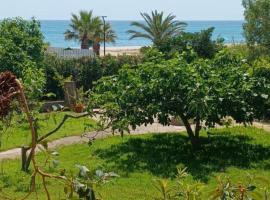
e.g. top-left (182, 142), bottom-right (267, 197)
top-left (127, 10), bottom-right (186, 46)
top-left (65, 10), bottom-right (116, 55)
top-left (92, 22), bottom-right (117, 56)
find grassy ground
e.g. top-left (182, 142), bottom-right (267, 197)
top-left (0, 112), bottom-right (96, 151)
top-left (0, 126), bottom-right (270, 199)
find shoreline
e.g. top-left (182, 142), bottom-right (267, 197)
top-left (101, 46), bottom-right (142, 56)
top-left (48, 43), bottom-right (247, 57)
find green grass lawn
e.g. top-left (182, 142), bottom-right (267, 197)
top-left (0, 112), bottom-right (96, 151)
top-left (0, 126), bottom-right (270, 199)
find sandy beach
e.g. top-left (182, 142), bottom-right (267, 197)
top-left (101, 46), bottom-right (142, 56)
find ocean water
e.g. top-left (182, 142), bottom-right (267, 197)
top-left (40, 20), bottom-right (245, 48)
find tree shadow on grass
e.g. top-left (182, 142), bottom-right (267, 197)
top-left (94, 131), bottom-right (270, 182)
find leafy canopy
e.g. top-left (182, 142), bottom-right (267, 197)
top-left (65, 10), bottom-right (116, 49)
top-left (89, 48), bottom-right (269, 148)
top-left (0, 17), bottom-right (46, 98)
top-left (243, 0), bottom-right (270, 50)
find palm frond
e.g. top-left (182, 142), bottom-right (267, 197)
top-left (127, 10), bottom-right (186, 45)
top-left (64, 10), bottom-right (116, 47)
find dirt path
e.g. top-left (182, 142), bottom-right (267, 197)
top-left (0, 122), bottom-right (185, 161)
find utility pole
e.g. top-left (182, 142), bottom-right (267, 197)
top-left (101, 16), bottom-right (107, 56)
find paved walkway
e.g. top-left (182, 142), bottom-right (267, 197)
top-left (0, 122), bottom-right (186, 161)
top-left (253, 121), bottom-right (270, 132)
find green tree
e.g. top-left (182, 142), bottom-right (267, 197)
top-left (89, 49), bottom-right (269, 149)
top-left (127, 10), bottom-right (186, 46)
top-left (243, 0), bottom-right (270, 51)
top-left (65, 10), bottom-right (116, 55)
top-left (158, 27), bottom-right (224, 59)
top-left (0, 17), bottom-right (45, 76)
top-left (0, 17), bottom-right (45, 98)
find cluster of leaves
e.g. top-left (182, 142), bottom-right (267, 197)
top-left (42, 53), bottom-right (142, 99)
top-left (0, 17), bottom-right (46, 99)
top-left (154, 168), bottom-right (270, 200)
top-left (157, 27), bottom-right (224, 59)
top-left (252, 59), bottom-right (270, 119)
top-left (127, 10), bottom-right (187, 46)
top-left (89, 48), bottom-right (270, 148)
top-left (210, 174), bottom-right (270, 200)
top-left (64, 10), bottom-right (116, 53)
top-left (243, 0), bottom-right (270, 51)
top-left (242, 0), bottom-right (270, 61)
top-left (154, 168), bottom-right (204, 200)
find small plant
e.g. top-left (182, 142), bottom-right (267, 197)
top-left (153, 168), bottom-right (204, 200)
top-left (154, 179), bottom-right (174, 200)
top-left (210, 174), bottom-right (270, 200)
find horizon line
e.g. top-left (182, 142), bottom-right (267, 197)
top-left (0, 17), bottom-right (245, 21)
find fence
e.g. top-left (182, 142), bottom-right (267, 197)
top-left (47, 47), bottom-right (95, 58)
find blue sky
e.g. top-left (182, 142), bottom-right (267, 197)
top-left (0, 0), bottom-right (244, 20)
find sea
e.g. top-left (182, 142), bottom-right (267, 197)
top-left (40, 20), bottom-right (245, 48)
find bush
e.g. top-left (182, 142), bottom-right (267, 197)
top-left (253, 61), bottom-right (270, 119)
top-left (42, 54), bottom-right (142, 99)
top-left (158, 27), bottom-right (224, 59)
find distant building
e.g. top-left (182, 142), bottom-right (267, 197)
top-left (46, 47), bottom-right (95, 58)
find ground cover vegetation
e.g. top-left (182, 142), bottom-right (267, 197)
top-left (0, 127), bottom-right (269, 199)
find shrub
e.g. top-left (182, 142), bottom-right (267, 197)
top-left (42, 54), bottom-right (142, 99)
top-left (252, 61), bottom-right (270, 119)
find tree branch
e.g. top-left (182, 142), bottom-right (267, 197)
top-left (37, 112), bottom-right (91, 143)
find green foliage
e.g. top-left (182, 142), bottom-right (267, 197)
top-left (0, 17), bottom-right (45, 75)
top-left (127, 10), bottom-right (186, 46)
top-left (0, 111), bottom-right (96, 151)
top-left (43, 54), bottom-right (142, 99)
top-left (89, 49), bottom-right (269, 148)
top-left (0, 17), bottom-right (46, 98)
top-left (65, 10), bottom-right (116, 52)
top-left (154, 168), bottom-right (204, 200)
top-left (243, 0), bottom-right (270, 54)
top-left (154, 168), bottom-right (270, 200)
top-left (158, 28), bottom-right (224, 59)
top-left (252, 61), bottom-right (270, 119)
top-left (210, 174), bottom-right (270, 200)
top-left (1, 127), bottom-right (270, 199)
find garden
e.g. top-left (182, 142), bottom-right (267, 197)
top-left (0, 1), bottom-right (270, 199)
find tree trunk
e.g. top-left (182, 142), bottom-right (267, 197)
top-left (81, 35), bottom-right (89, 49)
top-left (179, 114), bottom-right (201, 150)
top-left (21, 146), bottom-right (28, 171)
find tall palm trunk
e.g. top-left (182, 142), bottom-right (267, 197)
top-left (81, 34), bottom-right (89, 49)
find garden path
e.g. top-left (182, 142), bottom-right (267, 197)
top-left (0, 122), bottom-right (185, 161)
top-left (0, 121), bottom-right (269, 161)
